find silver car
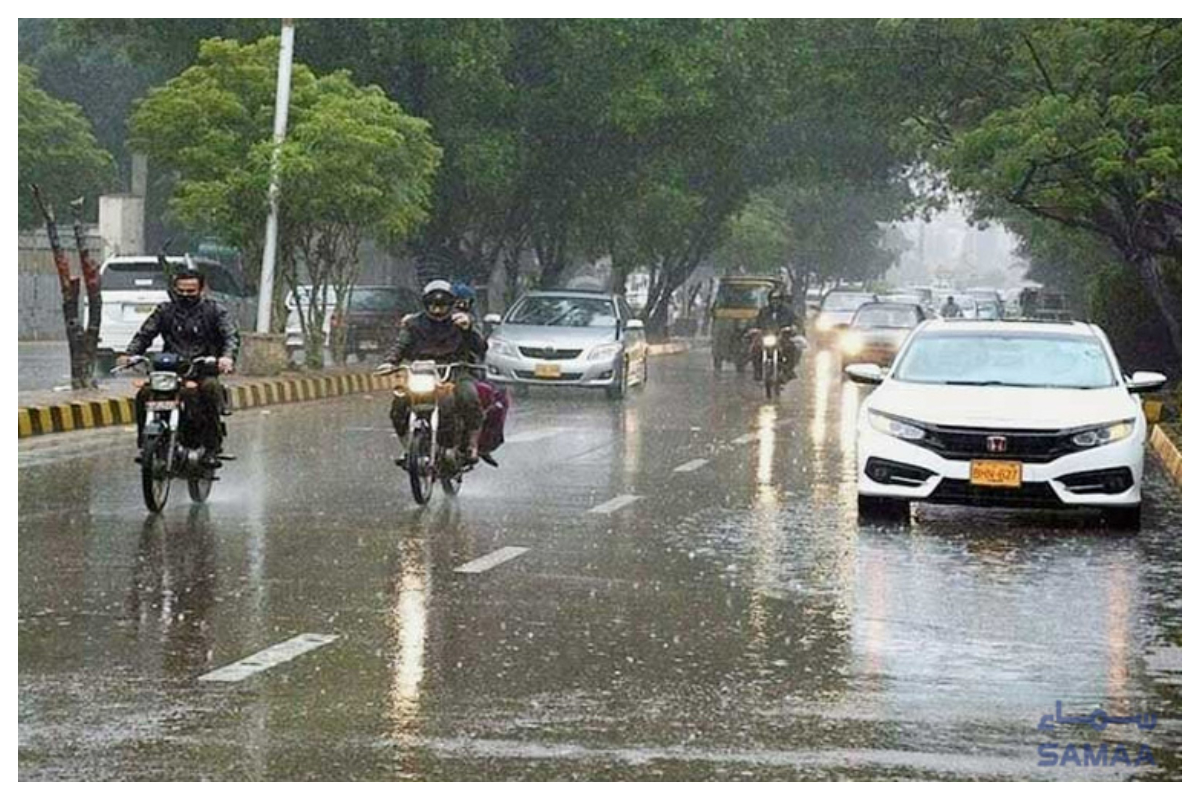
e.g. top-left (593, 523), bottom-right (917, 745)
top-left (484, 290), bottom-right (649, 400)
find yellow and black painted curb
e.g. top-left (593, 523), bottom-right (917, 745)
top-left (18, 372), bottom-right (394, 439)
top-left (1149, 424), bottom-right (1182, 486)
top-left (18, 343), bottom-right (694, 439)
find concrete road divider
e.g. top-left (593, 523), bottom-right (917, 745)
top-left (1149, 424), bottom-right (1182, 486)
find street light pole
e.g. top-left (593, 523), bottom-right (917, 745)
top-left (256, 19), bottom-right (296, 333)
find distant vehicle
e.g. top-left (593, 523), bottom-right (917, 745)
top-left (484, 290), bottom-right (648, 400)
top-left (846, 318), bottom-right (1167, 528)
top-left (709, 276), bottom-right (784, 372)
top-left (285, 285), bottom-right (420, 362)
top-left (966, 287), bottom-right (1005, 308)
top-left (1020, 287), bottom-right (1073, 321)
top-left (95, 256), bottom-right (254, 372)
top-left (973, 299), bottom-right (1004, 320)
top-left (813, 290), bottom-right (878, 339)
top-left (840, 302), bottom-right (928, 366)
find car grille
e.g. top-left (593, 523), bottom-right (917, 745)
top-left (918, 424), bottom-right (1076, 463)
top-left (927, 479), bottom-right (1064, 508)
top-left (515, 370), bottom-right (584, 382)
top-left (518, 347), bottom-right (583, 360)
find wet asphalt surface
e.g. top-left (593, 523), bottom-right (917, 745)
top-left (18, 347), bottom-right (1182, 780)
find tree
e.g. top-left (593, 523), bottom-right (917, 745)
top-left (128, 37), bottom-right (441, 365)
top-left (18, 65), bottom-right (115, 229)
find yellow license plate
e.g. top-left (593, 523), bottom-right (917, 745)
top-left (970, 460), bottom-right (1023, 488)
top-left (534, 363), bottom-right (561, 379)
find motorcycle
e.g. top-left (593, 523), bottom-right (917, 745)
top-left (746, 326), bottom-right (796, 400)
top-left (113, 354), bottom-right (230, 513)
top-left (379, 360), bottom-right (486, 505)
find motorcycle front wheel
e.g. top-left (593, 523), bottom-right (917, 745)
top-left (188, 469), bottom-right (214, 503)
top-left (141, 435), bottom-right (172, 513)
top-left (408, 426), bottom-right (435, 506)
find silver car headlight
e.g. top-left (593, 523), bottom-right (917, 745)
top-left (868, 410), bottom-right (926, 441)
top-left (588, 342), bottom-right (624, 362)
top-left (149, 372), bottom-right (180, 392)
top-left (1071, 419), bottom-right (1135, 448)
top-left (489, 337), bottom-right (518, 358)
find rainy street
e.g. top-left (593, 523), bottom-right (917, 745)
top-left (17, 346), bottom-right (1182, 780)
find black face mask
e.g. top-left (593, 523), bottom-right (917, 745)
top-left (176, 294), bottom-right (201, 309)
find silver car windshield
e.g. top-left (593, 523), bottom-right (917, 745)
top-left (892, 332), bottom-right (1117, 389)
top-left (508, 297), bottom-right (618, 328)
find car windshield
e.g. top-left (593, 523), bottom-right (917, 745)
top-left (716, 284), bottom-right (773, 308)
top-left (350, 288), bottom-right (405, 312)
top-left (508, 296), bottom-right (618, 328)
top-left (822, 293), bottom-right (874, 312)
top-left (854, 306), bottom-right (920, 328)
top-left (892, 332), bottom-right (1116, 389)
top-left (101, 263), bottom-right (169, 291)
top-left (975, 301), bottom-right (1003, 319)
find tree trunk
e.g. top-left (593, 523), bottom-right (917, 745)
top-left (71, 199), bottom-right (102, 385)
top-left (31, 185), bottom-right (89, 388)
top-left (1129, 250), bottom-right (1182, 359)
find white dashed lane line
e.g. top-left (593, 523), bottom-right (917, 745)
top-left (454, 547), bottom-right (530, 574)
top-left (673, 458), bottom-right (709, 473)
top-left (732, 433), bottom-right (757, 445)
top-left (587, 494), bottom-right (641, 514)
top-left (198, 633), bottom-right (340, 683)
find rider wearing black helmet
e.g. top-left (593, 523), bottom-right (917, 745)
top-left (379, 280), bottom-right (488, 463)
top-left (751, 287), bottom-right (799, 382)
top-left (121, 261), bottom-right (239, 466)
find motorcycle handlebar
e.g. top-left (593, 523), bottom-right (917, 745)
top-left (110, 355), bottom-right (218, 375)
top-left (375, 361), bottom-right (487, 378)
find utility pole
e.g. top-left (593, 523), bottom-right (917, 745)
top-left (256, 19), bottom-right (295, 333)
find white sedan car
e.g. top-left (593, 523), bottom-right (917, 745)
top-left (846, 319), bottom-right (1167, 529)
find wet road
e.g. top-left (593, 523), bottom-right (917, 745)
top-left (18, 348), bottom-right (1182, 780)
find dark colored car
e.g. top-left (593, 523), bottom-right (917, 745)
top-left (334, 286), bottom-right (422, 361)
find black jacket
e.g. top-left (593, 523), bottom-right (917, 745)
top-left (384, 313), bottom-right (487, 365)
top-left (126, 298), bottom-right (240, 361)
top-left (755, 304), bottom-right (798, 332)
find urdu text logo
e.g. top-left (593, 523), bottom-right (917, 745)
top-left (1036, 701), bottom-right (1157, 768)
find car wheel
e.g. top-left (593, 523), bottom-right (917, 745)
top-left (641, 356), bottom-right (649, 388)
top-left (1101, 504), bottom-right (1142, 531)
top-left (606, 361), bottom-right (628, 401)
top-left (857, 494), bottom-right (911, 524)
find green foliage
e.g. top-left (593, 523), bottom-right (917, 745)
top-left (18, 64), bottom-right (116, 228)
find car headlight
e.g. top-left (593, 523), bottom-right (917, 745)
top-left (868, 410), bottom-right (926, 441)
top-left (815, 315), bottom-right (834, 332)
top-left (407, 373), bottom-right (438, 394)
top-left (841, 332), bottom-right (864, 355)
top-left (761, 334), bottom-right (778, 348)
top-left (149, 372), bottom-right (180, 392)
top-left (1071, 419), bottom-right (1134, 448)
top-left (588, 342), bottom-right (624, 362)
top-left (489, 337), bottom-right (518, 357)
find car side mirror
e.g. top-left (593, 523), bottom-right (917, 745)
top-left (483, 313), bottom-right (502, 326)
top-left (1126, 371), bottom-right (1167, 394)
top-left (844, 363), bottom-right (885, 385)
top-left (625, 319), bottom-right (645, 331)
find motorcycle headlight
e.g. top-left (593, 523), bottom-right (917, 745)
top-left (489, 337), bottom-right (518, 357)
top-left (868, 410), bottom-right (926, 441)
top-left (761, 334), bottom-right (778, 348)
top-left (841, 332), bottom-right (864, 355)
top-left (408, 374), bottom-right (438, 395)
top-left (1071, 419), bottom-right (1134, 448)
top-left (816, 315), bottom-right (834, 332)
top-left (588, 342), bottom-right (624, 362)
top-left (149, 372), bottom-right (180, 392)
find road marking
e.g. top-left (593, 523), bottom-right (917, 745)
top-left (197, 633), bottom-right (339, 683)
top-left (673, 458), bottom-right (709, 473)
top-left (454, 546), bottom-right (530, 574)
top-left (506, 427), bottom-right (563, 444)
top-left (588, 494), bottom-right (641, 514)
top-left (732, 433), bottom-right (757, 445)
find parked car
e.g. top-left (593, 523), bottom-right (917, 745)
top-left (95, 256), bottom-right (254, 371)
top-left (846, 318), bottom-right (1166, 528)
top-left (840, 302), bottom-right (927, 366)
top-left (484, 290), bottom-right (648, 400)
top-left (812, 290), bottom-right (878, 341)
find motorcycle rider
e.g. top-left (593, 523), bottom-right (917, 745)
top-left (750, 287), bottom-right (799, 382)
top-left (120, 263), bottom-right (239, 467)
top-left (378, 280), bottom-right (487, 464)
top-left (940, 295), bottom-right (964, 318)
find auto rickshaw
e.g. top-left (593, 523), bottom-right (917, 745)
top-left (709, 276), bottom-right (784, 372)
